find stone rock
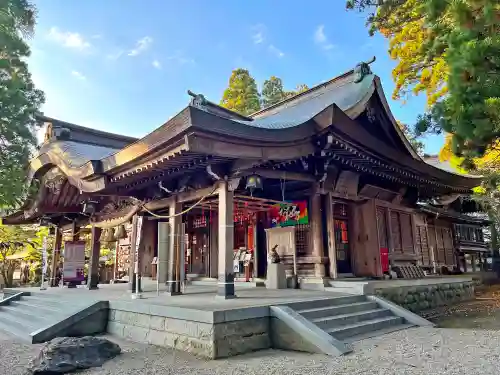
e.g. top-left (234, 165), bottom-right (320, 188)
top-left (28, 336), bottom-right (121, 374)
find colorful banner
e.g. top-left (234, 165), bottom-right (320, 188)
top-left (63, 241), bottom-right (86, 282)
top-left (270, 200), bottom-right (309, 227)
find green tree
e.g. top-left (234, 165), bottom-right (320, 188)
top-left (0, 224), bottom-right (52, 287)
top-left (220, 68), bottom-right (261, 115)
top-left (347, 0), bottom-right (500, 166)
top-left (0, 0), bottom-right (45, 209)
top-left (398, 121), bottom-right (424, 155)
top-left (261, 76), bottom-right (285, 108)
top-left (284, 84), bottom-right (310, 99)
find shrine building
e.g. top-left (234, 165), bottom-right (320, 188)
top-left (2, 60), bottom-right (489, 298)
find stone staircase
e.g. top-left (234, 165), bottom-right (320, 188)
top-left (0, 290), bottom-right (108, 343)
top-left (286, 295), bottom-right (414, 343)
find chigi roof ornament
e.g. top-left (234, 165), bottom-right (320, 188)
top-left (187, 90), bottom-right (207, 108)
top-left (354, 56), bottom-right (376, 83)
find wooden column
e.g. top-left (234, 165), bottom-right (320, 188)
top-left (166, 201), bottom-right (182, 295)
top-left (49, 227), bottom-right (62, 287)
top-left (157, 221), bottom-right (169, 284)
top-left (325, 193), bottom-right (337, 279)
top-left (217, 180), bottom-right (236, 299)
top-left (128, 216), bottom-right (143, 293)
top-left (209, 214), bottom-right (219, 278)
top-left (311, 183), bottom-right (326, 278)
top-left (87, 226), bottom-right (101, 290)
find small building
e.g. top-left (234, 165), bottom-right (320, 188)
top-left (2, 60), bottom-right (489, 296)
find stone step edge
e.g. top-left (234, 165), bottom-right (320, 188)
top-left (326, 315), bottom-right (402, 334)
top-left (310, 308), bottom-right (390, 323)
top-left (296, 301), bottom-right (376, 314)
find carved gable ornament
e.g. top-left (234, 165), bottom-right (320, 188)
top-left (43, 122), bottom-right (71, 143)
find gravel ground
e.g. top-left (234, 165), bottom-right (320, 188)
top-left (3, 327), bottom-right (500, 375)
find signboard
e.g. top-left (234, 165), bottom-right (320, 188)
top-left (63, 241), bottom-right (86, 282)
top-left (270, 200), bottom-right (309, 227)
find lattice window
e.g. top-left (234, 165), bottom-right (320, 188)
top-left (416, 226), bottom-right (431, 266)
top-left (295, 224), bottom-right (310, 255)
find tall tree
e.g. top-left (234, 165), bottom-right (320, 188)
top-left (347, 0), bottom-right (500, 166)
top-left (261, 76), bottom-right (285, 108)
top-left (0, 0), bottom-right (45, 209)
top-left (284, 84), bottom-right (310, 99)
top-left (398, 121), bottom-right (424, 155)
top-left (220, 68), bottom-right (261, 115)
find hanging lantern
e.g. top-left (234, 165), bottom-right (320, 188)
top-left (114, 225), bottom-right (128, 240)
top-left (245, 175), bottom-right (263, 195)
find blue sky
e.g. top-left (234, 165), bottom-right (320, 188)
top-left (30, 0), bottom-right (443, 154)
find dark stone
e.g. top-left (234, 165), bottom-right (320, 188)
top-left (28, 336), bottom-right (121, 374)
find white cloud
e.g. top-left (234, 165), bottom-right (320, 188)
top-left (106, 50), bottom-right (124, 60)
top-left (47, 27), bottom-right (92, 51)
top-left (268, 44), bottom-right (284, 58)
top-left (152, 59), bottom-right (161, 69)
top-left (314, 25), bottom-right (335, 50)
top-left (166, 51), bottom-right (195, 66)
top-left (71, 70), bottom-right (86, 80)
top-left (251, 24), bottom-right (266, 44)
top-left (128, 36), bottom-right (153, 56)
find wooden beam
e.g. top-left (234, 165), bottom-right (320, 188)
top-left (238, 168), bottom-right (316, 182)
top-left (144, 183), bottom-right (220, 211)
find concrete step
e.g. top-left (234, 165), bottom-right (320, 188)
top-left (343, 323), bottom-right (415, 343)
top-left (327, 316), bottom-right (405, 340)
top-left (0, 304), bottom-right (57, 324)
top-left (312, 308), bottom-right (392, 330)
top-left (10, 299), bottom-right (65, 314)
top-left (296, 301), bottom-right (379, 320)
top-left (286, 295), bottom-right (366, 311)
top-left (0, 307), bottom-right (41, 332)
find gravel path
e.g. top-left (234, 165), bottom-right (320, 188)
top-left (3, 327), bottom-right (500, 374)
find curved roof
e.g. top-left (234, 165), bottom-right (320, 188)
top-left (20, 64), bottom-right (482, 197)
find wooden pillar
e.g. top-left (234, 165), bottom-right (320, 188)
top-left (166, 201), bottom-right (182, 295)
top-left (325, 193), bottom-right (337, 279)
top-left (157, 221), bottom-right (169, 284)
top-left (129, 216), bottom-right (143, 293)
top-left (209, 214), bottom-right (219, 278)
top-left (49, 227), bottom-right (62, 287)
top-left (311, 183), bottom-right (326, 278)
top-left (87, 226), bottom-right (101, 290)
top-left (217, 180), bottom-right (236, 299)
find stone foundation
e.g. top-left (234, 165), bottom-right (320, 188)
top-left (107, 302), bottom-right (271, 359)
top-left (373, 280), bottom-right (474, 313)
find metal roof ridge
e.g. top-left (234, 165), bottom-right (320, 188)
top-left (249, 68), bottom-right (357, 118)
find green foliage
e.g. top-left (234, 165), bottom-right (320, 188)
top-left (220, 69), bottom-right (261, 115)
top-left (347, 0), bottom-right (500, 165)
top-left (0, 224), bottom-right (52, 287)
top-left (261, 76), bottom-right (285, 108)
top-left (398, 121), bottom-right (424, 155)
top-left (0, 0), bottom-right (45, 209)
top-left (221, 69), bottom-right (310, 114)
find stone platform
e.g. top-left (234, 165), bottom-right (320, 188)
top-left (3, 282), bottom-right (351, 358)
top-left (327, 276), bottom-right (476, 313)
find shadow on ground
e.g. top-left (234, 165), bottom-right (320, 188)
top-left (424, 284), bottom-right (500, 329)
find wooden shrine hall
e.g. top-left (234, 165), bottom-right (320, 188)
top-left (2, 59), bottom-right (489, 298)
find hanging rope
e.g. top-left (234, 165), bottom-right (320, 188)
top-left (139, 184), bottom-right (219, 219)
